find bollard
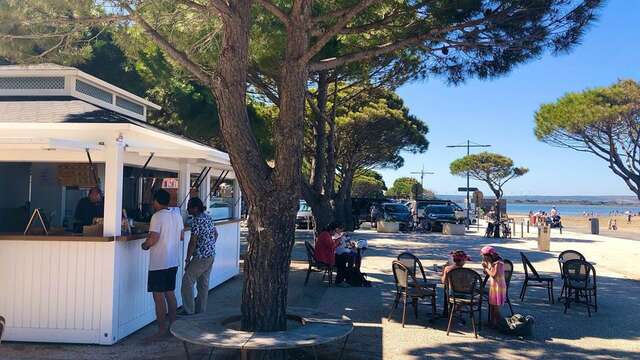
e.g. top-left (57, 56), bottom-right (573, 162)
top-left (521, 221), bottom-right (524, 238)
top-left (527, 220), bottom-right (530, 233)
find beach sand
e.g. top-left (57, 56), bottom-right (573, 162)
top-left (510, 213), bottom-right (640, 238)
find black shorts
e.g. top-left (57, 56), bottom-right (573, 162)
top-left (147, 267), bottom-right (178, 292)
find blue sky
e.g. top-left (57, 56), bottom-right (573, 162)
top-left (379, 0), bottom-right (640, 197)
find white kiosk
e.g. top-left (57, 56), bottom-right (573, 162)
top-left (0, 64), bottom-right (241, 345)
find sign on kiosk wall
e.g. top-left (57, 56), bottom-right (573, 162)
top-left (57, 164), bottom-right (98, 187)
top-left (162, 178), bottom-right (179, 206)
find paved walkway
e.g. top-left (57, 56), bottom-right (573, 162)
top-left (2, 228), bottom-right (639, 359)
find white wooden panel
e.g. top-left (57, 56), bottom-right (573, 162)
top-left (0, 240), bottom-right (113, 344)
top-left (209, 222), bottom-right (241, 289)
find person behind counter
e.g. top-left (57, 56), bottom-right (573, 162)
top-left (73, 187), bottom-right (104, 233)
top-left (141, 189), bottom-right (184, 340)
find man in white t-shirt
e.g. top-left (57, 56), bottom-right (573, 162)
top-left (141, 189), bottom-right (184, 339)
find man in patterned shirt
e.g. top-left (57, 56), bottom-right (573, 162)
top-left (180, 197), bottom-right (218, 315)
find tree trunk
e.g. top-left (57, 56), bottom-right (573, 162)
top-left (494, 197), bottom-right (501, 238)
top-left (211, 1), bottom-right (307, 352)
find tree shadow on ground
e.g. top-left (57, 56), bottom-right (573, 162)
top-left (406, 336), bottom-right (640, 360)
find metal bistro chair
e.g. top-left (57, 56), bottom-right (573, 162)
top-left (562, 259), bottom-right (598, 317)
top-left (520, 252), bottom-right (554, 304)
top-left (558, 250), bottom-right (586, 301)
top-left (388, 261), bottom-right (437, 327)
top-left (446, 268), bottom-right (483, 338)
top-left (304, 241), bottom-right (334, 287)
top-left (0, 315), bottom-right (5, 343)
top-left (397, 252), bottom-right (434, 288)
top-left (483, 259), bottom-right (515, 320)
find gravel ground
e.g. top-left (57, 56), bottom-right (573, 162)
top-left (1, 227), bottom-right (639, 359)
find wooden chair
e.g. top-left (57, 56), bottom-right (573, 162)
top-left (558, 250), bottom-right (586, 301)
top-left (0, 315), bottom-right (5, 343)
top-left (446, 268), bottom-right (483, 338)
top-left (388, 261), bottom-right (437, 327)
top-left (304, 241), bottom-right (333, 287)
top-left (483, 259), bottom-right (515, 320)
top-left (520, 252), bottom-right (554, 304)
top-left (562, 259), bottom-right (598, 317)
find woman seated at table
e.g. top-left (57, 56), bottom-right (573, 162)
top-left (441, 250), bottom-right (471, 284)
top-left (314, 222), bottom-right (339, 267)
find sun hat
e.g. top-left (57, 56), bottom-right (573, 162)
top-left (451, 250), bottom-right (471, 262)
top-left (480, 246), bottom-right (497, 256)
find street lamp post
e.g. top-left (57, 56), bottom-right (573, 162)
top-left (446, 140), bottom-right (491, 228)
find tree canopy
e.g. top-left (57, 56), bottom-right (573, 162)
top-left (352, 169), bottom-right (386, 198)
top-left (534, 79), bottom-right (640, 198)
top-left (450, 152), bottom-right (528, 199)
top-left (386, 177), bottom-right (422, 199)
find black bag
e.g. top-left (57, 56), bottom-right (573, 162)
top-left (346, 268), bottom-right (371, 287)
top-left (498, 314), bottom-right (535, 337)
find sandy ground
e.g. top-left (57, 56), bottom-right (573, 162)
top-left (509, 214), bottom-right (640, 240)
top-left (1, 227), bottom-right (639, 359)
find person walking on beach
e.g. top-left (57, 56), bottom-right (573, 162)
top-left (180, 197), bottom-right (218, 315)
top-left (141, 189), bottom-right (184, 339)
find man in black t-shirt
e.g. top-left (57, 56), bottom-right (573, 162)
top-left (73, 187), bottom-right (104, 232)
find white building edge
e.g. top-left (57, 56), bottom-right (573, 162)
top-left (0, 64), bottom-right (241, 345)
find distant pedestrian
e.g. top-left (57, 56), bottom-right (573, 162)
top-left (141, 189), bottom-right (184, 340)
top-left (180, 197), bottom-right (218, 315)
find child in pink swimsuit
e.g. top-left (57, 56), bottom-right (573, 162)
top-left (481, 246), bottom-right (506, 327)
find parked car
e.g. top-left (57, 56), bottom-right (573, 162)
top-left (206, 200), bottom-right (232, 221)
top-left (351, 197), bottom-right (391, 226)
top-left (379, 202), bottom-right (413, 231)
top-left (423, 204), bottom-right (459, 231)
top-left (296, 200), bottom-right (313, 229)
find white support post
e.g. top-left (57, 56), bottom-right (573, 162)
top-left (103, 137), bottom-right (124, 237)
top-left (201, 172), bottom-right (211, 211)
top-left (178, 162), bottom-right (191, 216)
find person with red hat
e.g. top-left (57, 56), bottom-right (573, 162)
top-left (441, 250), bottom-right (471, 284)
top-left (481, 246), bottom-right (506, 327)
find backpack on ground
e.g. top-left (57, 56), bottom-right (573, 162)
top-left (346, 267), bottom-right (371, 287)
top-left (498, 314), bottom-right (535, 337)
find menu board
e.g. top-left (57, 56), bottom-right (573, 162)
top-left (57, 164), bottom-right (98, 187)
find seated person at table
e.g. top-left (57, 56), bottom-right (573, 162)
top-left (73, 187), bottom-right (104, 233)
top-left (332, 224), bottom-right (357, 286)
top-left (441, 250), bottom-right (471, 284)
top-left (314, 223), bottom-right (340, 267)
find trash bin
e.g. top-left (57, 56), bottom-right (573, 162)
top-left (589, 218), bottom-right (599, 235)
top-left (537, 225), bottom-right (550, 251)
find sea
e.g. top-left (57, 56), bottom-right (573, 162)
top-left (504, 203), bottom-right (640, 216)
top-left (437, 195), bottom-right (640, 216)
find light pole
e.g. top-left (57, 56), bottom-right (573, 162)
top-left (446, 140), bottom-right (491, 227)
top-left (410, 165), bottom-right (434, 198)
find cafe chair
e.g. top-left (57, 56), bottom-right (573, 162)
top-left (446, 268), bottom-right (483, 338)
top-left (397, 252), bottom-right (433, 288)
top-left (562, 259), bottom-right (598, 317)
top-left (0, 315), bottom-right (5, 343)
top-left (388, 261), bottom-right (437, 327)
top-left (304, 241), bottom-right (333, 287)
top-left (558, 250), bottom-right (586, 301)
top-left (520, 252), bottom-right (554, 304)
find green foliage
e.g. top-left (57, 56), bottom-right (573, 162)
top-left (534, 80), bottom-right (640, 197)
top-left (386, 177), bottom-right (422, 199)
top-left (352, 170), bottom-right (386, 198)
top-left (535, 80), bottom-right (640, 140)
top-left (450, 152), bottom-right (528, 198)
top-left (336, 87), bottom-right (429, 171)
